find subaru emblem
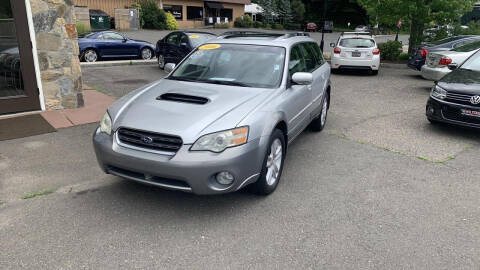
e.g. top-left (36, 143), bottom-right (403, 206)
top-left (141, 136), bottom-right (154, 144)
top-left (470, 95), bottom-right (480, 105)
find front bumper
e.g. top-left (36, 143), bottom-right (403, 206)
top-left (331, 55), bottom-right (380, 70)
top-left (421, 65), bottom-right (449, 81)
top-left (426, 97), bottom-right (480, 129)
top-left (93, 128), bottom-right (267, 194)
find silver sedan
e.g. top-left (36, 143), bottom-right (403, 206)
top-left (93, 33), bottom-right (332, 195)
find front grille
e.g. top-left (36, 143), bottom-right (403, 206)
top-left (442, 108), bottom-right (480, 125)
top-left (445, 92), bottom-right (480, 107)
top-left (117, 128), bottom-right (183, 153)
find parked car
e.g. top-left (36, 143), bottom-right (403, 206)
top-left (156, 31), bottom-right (217, 69)
top-left (421, 40), bottom-right (480, 81)
top-left (407, 35), bottom-right (480, 71)
top-left (78, 31), bottom-right (155, 62)
top-left (330, 32), bottom-right (380, 75)
top-left (93, 33), bottom-right (332, 195)
top-left (354, 25), bottom-right (369, 32)
top-left (426, 50), bottom-right (480, 128)
top-left (304, 22), bottom-right (317, 32)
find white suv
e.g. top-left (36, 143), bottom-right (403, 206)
top-left (330, 32), bottom-right (380, 75)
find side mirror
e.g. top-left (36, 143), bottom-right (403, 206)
top-left (330, 43), bottom-right (336, 48)
top-left (164, 63), bottom-right (176, 73)
top-left (448, 63), bottom-right (458, 70)
top-left (123, 38), bottom-right (128, 43)
top-left (291, 72), bottom-right (313, 85)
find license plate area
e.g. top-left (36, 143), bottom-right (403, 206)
top-left (461, 109), bottom-right (480, 117)
top-left (352, 51), bottom-right (361, 57)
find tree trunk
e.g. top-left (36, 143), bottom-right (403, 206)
top-left (408, 17), bottom-right (425, 54)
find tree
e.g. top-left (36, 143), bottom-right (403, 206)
top-left (357, 0), bottom-right (476, 53)
top-left (291, 0), bottom-right (306, 23)
top-left (257, 0), bottom-right (277, 24)
top-left (277, 0), bottom-right (293, 25)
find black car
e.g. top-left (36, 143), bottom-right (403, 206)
top-left (156, 31), bottom-right (216, 69)
top-left (426, 50), bottom-right (480, 128)
top-left (408, 35), bottom-right (480, 71)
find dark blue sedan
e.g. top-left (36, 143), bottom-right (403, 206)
top-left (78, 31), bottom-right (155, 62)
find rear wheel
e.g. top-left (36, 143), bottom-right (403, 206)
top-left (310, 91), bottom-right (329, 132)
top-left (141, 48), bottom-right (153, 60)
top-left (83, 49), bottom-right (98, 62)
top-left (250, 129), bottom-right (286, 195)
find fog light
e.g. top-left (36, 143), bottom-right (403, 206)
top-left (216, 172), bottom-right (234, 185)
top-left (427, 106), bottom-right (435, 115)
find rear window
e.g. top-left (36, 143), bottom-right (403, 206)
top-left (188, 33), bottom-right (216, 47)
top-left (339, 38), bottom-right (375, 48)
top-left (452, 41), bottom-right (480, 52)
top-left (428, 36), bottom-right (467, 46)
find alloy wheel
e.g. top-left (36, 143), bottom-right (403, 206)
top-left (158, 55), bottom-right (165, 69)
top-left (84, 50), bottom-right (97, 62)
top-left (266, 138), bottom-right (283, 186)
top-left (142, 48), bottom-right (152, 60)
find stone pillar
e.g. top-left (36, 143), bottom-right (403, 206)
top-left (30, 0), bottom-right (83, 110)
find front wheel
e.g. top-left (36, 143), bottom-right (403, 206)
top-left (371, 70), bottom-right (379, 75)
top-left (310, 91), bottom-right (329, 132)
top-left (83, 49), bottom-right (98, 62)
top-left (250, 129), bottom-right (286, 195)
top-left (158, 54), bottom-right (165, 69)
top-left (141, 48), bottom-right (153, 60)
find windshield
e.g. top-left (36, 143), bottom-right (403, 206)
top-left (340, 38), bottom-right (375, 48)
top-left (169, 44), bottom-right (285, 88)
top-left (460, 51), bottom-right (480, 72)
top-left (188, 33), bottom-right (216, 47)
top-left (83, 33), bottom-right (96, 38)
top-left (452, 40), bottom-right (480, 52)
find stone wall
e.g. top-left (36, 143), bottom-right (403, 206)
top-left (30, 0), bottom-right (83, 110)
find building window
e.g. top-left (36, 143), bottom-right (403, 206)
top-left (187, 6), bottom-right (203, 20)
top-left (220, 9), bottom-right (233, 21)
top-left (163, 5), bottom-right (183, 20)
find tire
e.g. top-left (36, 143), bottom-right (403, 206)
top-left (83, 49), bottom-right (98, 63)
top-left (372, 70), bottom-right (379, 75)
top-left (428, 118), bottom-right (439, 125)
top-left (310, 91), bottom-right (329, 132)
top-left (158, 54), bottom-right (165, 69)
top-left (141, 48), bottom-right (153, 60)
top-left (250, 129), bottom-right (286, 195)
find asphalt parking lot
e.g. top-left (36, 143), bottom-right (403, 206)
top-left (1, 66), bottom-right (480, 269)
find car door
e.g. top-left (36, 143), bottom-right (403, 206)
top-left (301, 42), bottom-right (330, 119)
top-left (105, 32), bottom-right (135, 57)
top-left (164, 33), bottom-right (180, 64)
top-left (285, 44), bottom-right (313, 139)
top-left (177, 34), bottom-right (192, 61)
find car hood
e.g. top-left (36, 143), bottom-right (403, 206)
top-left (111, 79), bottom-right (272, 143)
top-left (438, 69), bottom-right (480, 94)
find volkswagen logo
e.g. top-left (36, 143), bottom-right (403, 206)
top-left (141, 136), bottom-right (153, 144)
top-left (470, 95), bottom-right (480, 105)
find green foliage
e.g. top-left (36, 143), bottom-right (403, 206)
top-left (378, 40), bottom-right (402, 61)
top-left (454, 21), bottom-right (480, 35)
top-left (284, 23), bottom-right (301, 30)
top-left (254, 21), bottom-right (263, 28)
top-left (272, 23), bottom-right (284, 30)
top-left (257, 0), bottom-right (277, 24)
top-left (357, 0), bottom-right (477, 53)
top-left (214, 22), bottom-right (230, 28)
top-left (291, 0), bottom-right (305, 23)
top-left (234, 15), bottom-right (254, 28)
top-left (398, 53), bottom-right (410, 61)
top-left (264, 23), bottom-right (272, 30)
top-left (140, 0), bottom-right (167, 30)
top-left (276, 0), bottom-right (293, 25)
top-left (76, 22), bottom-right (91, 36)
top-left (165, 12), bottom-right (178, 30)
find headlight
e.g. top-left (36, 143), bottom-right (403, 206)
top-left (100, 112), bottom-right (112, 135)
top-left (431, 84), bottom-right (447, 100)
top-left (190, 126), bottom-right (249, 153)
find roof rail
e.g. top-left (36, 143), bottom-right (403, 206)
top-left (277, 32), bottom-right (311, 39)
top-left (341, 31), bottom-right (372, 36)
top-left (218, 31), bottom-right (284, 39)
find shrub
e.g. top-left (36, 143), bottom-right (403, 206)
top-left (272, 23), bottom-right (284, 30)
top-left (378, 40), bottom-right (402, 61)
top-left (254, 21), bottom-right (262, 28)
top-left (284, 23), bottom-right (301, 30)
top-left (76, 22), bottom-right (91, 36)
top-left (264, 24), bottom-right (272, 29)
top-left (234, 15), bottom-right (253, 28)
top-left (398, 53), bottom-right (409, 61)
top-left (140, 0), bottom-right (167, 29)
top-left (165, 12), bottom-right (178, 30)
top-left (214, 22), bottom-right (230, 28)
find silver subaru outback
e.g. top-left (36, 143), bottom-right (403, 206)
top-left (93, 32), bottom-right (331, 195)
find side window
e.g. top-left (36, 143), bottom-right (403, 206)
top-left (179, 34), bottom-right (189, 45)
top-left (299, 43), bottom-right (317, 71)
top-left (166, 33), bottom-right (179, 45)
top-left (289, 45), bottom-right (306, 75)
top-left (309, 42), bottom-right (325, 66)
top-left (103, 33), bottom-right (124, 40)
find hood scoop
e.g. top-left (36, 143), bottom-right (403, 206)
top-left (157, 93), bottom-right (209, 105)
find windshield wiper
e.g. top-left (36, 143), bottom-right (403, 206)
top-left (203, 80), bottom-right (251, 87)
top-left (168, 76), bottom-right (199, 82)
top-left (459, 68), bottom-right (474, 71)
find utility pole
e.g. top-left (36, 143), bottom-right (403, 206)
top-left (320, 0), bottom-right (328, 51)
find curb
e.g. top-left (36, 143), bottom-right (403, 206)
top-left (81, 59), bottom-right (157, 68)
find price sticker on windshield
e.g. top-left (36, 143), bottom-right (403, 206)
top-left (199, 44), bottom-right (221, 50)
top-left (189, 34), bottom-right (199, 39)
